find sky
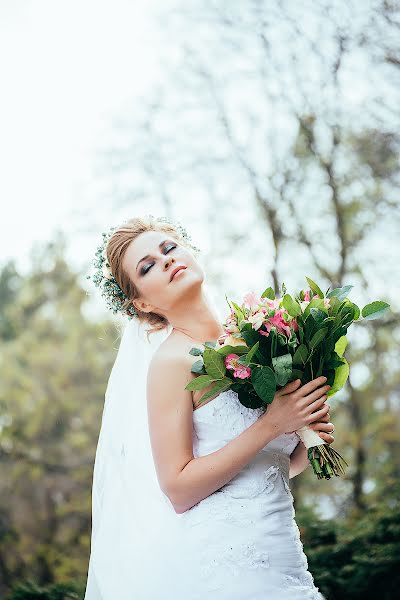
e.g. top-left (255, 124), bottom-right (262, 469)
top-left (0, 0), bottom-right (170, 272)
top-left (1, 0), bottom-right (397, 306)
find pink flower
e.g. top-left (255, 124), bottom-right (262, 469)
top-left (291, 318), bottom-right (299, 332)
top-left (233, 365), bottom-right (252, 379)
top-left (260, 321), bottom-right (272, 337)
top-left (243, 291), bottom-right (262, 310)
top-left (217, 332), bottom-right (230, 346)
top-left (265, 298), bottom-right (281, 310)
top-left (247, 311), bottom-right (265, 330)
top-left (267, 309), bottom-right (292, 337)
top-left (303, 290), bottom-right (311, 302)
top-left (324, 297), bottom-right (330, 309)
top-left (225, 353), bottom-right (252, 379)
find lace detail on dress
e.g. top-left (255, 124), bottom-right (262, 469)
top-left (186, 388), bottom-right (324, 599)
top-left (193, 388), bottom-right (265, 437)
top-left (201, 540), bottom-right (270, 580)
top-left (283, 572), bottom-right (324, 599)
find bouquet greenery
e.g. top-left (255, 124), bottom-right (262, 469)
top-left (185, 277), bottom-right (390, 480)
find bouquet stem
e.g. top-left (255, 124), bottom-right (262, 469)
top-left (296, 425), bottom-right (348, 480)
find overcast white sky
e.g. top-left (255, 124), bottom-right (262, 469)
top-left (1, 0), bottom-right (398, 308)
top-left (0, 0), bottom-right (171, 272)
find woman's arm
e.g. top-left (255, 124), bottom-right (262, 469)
top-left (147, 351), bottom-right (330, 513)
top-left (289, 415), bottom-right (335, 479)
top-left (147, 350), bottom-right (286, 514)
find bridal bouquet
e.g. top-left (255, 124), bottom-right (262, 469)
top-left (185, 277), bottom-right (390, 480)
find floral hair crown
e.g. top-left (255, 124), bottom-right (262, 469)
top-left (86, 214), bottom-right (201, 319)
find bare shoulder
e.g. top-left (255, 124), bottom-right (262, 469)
top-left (147, 332), bottom-right (220, 411)
top-left (146, 333), bottom-right (197, 410)
top-left (147, 333), bottom-right (194, 382)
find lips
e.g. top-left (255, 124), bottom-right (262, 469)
top-left (170, 265), bottom-right (187, 281)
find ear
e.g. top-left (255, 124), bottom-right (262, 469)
top-left (132, 298), bottom-right (154, 314)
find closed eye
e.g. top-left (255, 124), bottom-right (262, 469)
top-left (141, 244), bottom-right (176, 275)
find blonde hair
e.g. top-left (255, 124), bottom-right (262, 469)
top-left (105, 215), bottom-right (197, 338)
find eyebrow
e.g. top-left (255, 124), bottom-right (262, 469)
top-left (136, 240), bottom-right (169, 272)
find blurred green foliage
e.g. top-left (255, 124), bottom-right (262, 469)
top-left (297, 497), bottom-right (400, 600)
top-left (0, 235), bottom-right (117, 597)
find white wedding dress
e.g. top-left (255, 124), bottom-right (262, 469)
top-left (149, 388), bottom-right (325, 600)
top-left (85, 343), bottom-right (326, 600)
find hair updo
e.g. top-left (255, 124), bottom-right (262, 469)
top-left (105, 215), bottom-right (199, 337)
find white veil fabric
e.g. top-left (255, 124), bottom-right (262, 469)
top-left (84, 317), bottom-right (193, 599)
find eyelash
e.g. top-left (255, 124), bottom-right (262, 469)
top-left (141, 244), bottom-right (176, 275)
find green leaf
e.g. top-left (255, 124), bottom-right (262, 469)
top-left (328, 296), bottom-right (342, 316)
top-left (204, 340), bottom-right (217, 349)
top-left (309, 327), bottom-right (328, 349)
top-left (303, 298), bottom-right (327, 319)
top-left (251, 365), bottom-right (276, 404)
top-left (272, 353), bottom-right (292, 386)
top-left (326, 285), bottom-right (354, 301)
top-left (361, 301), bottom-right (391, 321)
top-left (198, 378), bottom-right (232, 404)
top-left (327, 357), bottom-right (349, 397)
top-left (291, 368), bottom-right (304, 382)
top-left (309, 308), bottom-right (328, 324)
top-left (185, 374), bottom-right (217, 391)
top-left (189, 346), bottom-right (203, 356)
top-left (231, 300), bottom-right (245, 321)
top-left (240, 329), bottom-right (260, 348)
top-left (203, 346), bottom-right (226, 379)
top-left (282, 294), bottom-right (302, 317)
top-left (305, 276), bottom-right (324, 298)
top-left (334, 335), bottom-right (347, 357)
top-left (238, 341), bottom-right (260, 366)
top-left (261, 286), bottom-right (275, 300)
top-left (325, 352), bottom-right (346, 370)
top-left (351, 302), bottom-right (360, 320)
top-left (292, 344), bottom-right (308, 366)
top-left (190, 359), bottom-right (206, 374)
top-left (237, 387), bottom-right (265, 409)
top-left (216, 344), bottom-right (249, 357)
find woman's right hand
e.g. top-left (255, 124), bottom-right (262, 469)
top-left (263, 376), bottom-right (331, 436)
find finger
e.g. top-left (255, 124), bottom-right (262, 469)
top-left (306, 403), bottom-right (329, 423)
top-left (298, 376), bottom-right (328, 397)
top-left (310, 413), bottom-right (330, 424)
top-left (306, 395), bottom-right (330, 415)
top-left (301, 385), bottom-right (330, 406)
top-left (278, 378), bottom-right (302, 397)
top-left (309, 422), bottom-right (334, 432)
top-left (318, 432), bottom-right (334, 444)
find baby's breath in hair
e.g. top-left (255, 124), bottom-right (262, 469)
top-left (87, 215), bottom-right (201, 319)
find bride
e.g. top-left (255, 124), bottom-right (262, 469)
top-left (84, 214), bottom-right (334, 599)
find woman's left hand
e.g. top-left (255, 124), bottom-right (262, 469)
top-left (309, 412), bottom-right (335, 444)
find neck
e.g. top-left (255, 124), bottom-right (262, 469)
top-left (167, 287), bottom-right (225, 344)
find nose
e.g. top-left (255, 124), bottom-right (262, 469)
top-left (163, 255), bottom-right (175, 270)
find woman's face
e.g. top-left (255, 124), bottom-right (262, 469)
top-left (122, 229), bottom-right (204, 315)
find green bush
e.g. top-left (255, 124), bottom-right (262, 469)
top-left (4, 580), bottom-right (80, 600)
top-left (299, 503), bottom-right (400, 600)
